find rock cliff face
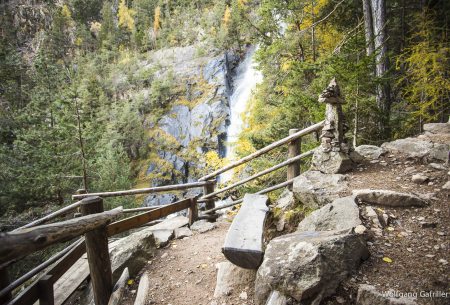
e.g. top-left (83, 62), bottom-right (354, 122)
top-left (143, 46), bottom-right (240, 206)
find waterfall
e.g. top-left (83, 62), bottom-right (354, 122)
top-left (221, 46), bottom-right (262, 182)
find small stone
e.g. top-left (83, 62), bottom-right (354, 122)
top-left (429, 163), bottom-right (446, 170)
top-left (433, 245), bottom-right (440, 250)
top-left (412, 174), bottom-right (429, 184)
top-left (354, 225), bottom-right (367, 234)
top-left (442, 181), bottom-right (450, 190)
top-left (417, 216), bottom-right (425, 221)
top-left (438, 259), bottom-right (448, 265)
top-left (437, 231), bottom-right (445, 236)
top-left (425, 254), bottom-right (435, 258)
top-left (336, 296), bottom-right (345, 304)
top-left (239, 291), bottom-right (248, 300)
top-left (406, 248), bottom-right (413, 252)
top-left (421, 221), bottom-right (438, 228)
top-left (161, 253), bottom-right (168, 259)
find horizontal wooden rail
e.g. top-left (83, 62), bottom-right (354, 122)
top-left (107, 198), bottom-right (193, 236)
top-left (14, 201), bottom-right (83, 231)
top-left (0, 239), bottom-right (82, 300)
top-left (122, 206), bottom-right (161, 213)
top-left (202, 150), bottom-right (314, 200)
top-left (203, 178), bottom-right (294, 214)
top-left (6, 239), bottom-right (86, 305)
top-left (199, 121), bottom-right (324, 181)
top-left (72, 181), bottom-right (215, 200)
top-left (0, 207), bottom-right (121, 267)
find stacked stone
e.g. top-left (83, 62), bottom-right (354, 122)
top-left (317, 78), bottom-right (348, 153)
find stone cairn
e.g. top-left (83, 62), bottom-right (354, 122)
top-left (311, 78), bottom-right (352, 173)
top-left (318, 78), bottom-right (349, 153)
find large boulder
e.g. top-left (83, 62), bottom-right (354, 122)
top-left (109, 229), bottom-right (157, 281)
top-left (255, 230), bottom-right (369, 305)
top-left (292, 171), bottom-right (348, 209)
top-left (352, 189), bottom-right (427, 207)
top-left (213, 261), bottom-right (256, 298)
top-left (354, 145), bottom-right (386, 160)
top-left (297, 196), bottom-right (361, 232)
top-left (311, 150), bottom-right (353, 174)
top-left (381, 138), bottom-right (433, 159)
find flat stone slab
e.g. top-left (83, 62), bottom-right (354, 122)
top-left (352, 189), bottom-right (427, 207)
top-left (222, 194), bottom-right (269, 269)
top-left (297, 196), bottom-right (361, 232)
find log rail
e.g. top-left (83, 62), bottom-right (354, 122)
top-left (1, 119), bottom-right (324, 305)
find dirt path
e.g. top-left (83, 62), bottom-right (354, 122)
top-left (122, 221), bottom-right (245, 305)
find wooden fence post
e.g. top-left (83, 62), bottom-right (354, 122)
top-left (188, 198), bottom-right (198, 226)
top-left (287, 129), bottom-right (301, 190)
top-left (203, 181), bottom-right (216, 211)
top-left (38, 275), bottom-right (54, 305)
top-left (0, 267), bottom-right (12, 304)
top-left (81, 196), bottom-right (112, 305)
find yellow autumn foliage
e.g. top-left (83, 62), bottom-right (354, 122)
top-left (154, 6), bottom-right (161, 35)
top-left (118, 0), bottom-right (136, 32)
top-left (222, 6), bottom-right (231, 28)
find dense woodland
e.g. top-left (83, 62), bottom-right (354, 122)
top-left (0, 0), bottom-right (449, 219)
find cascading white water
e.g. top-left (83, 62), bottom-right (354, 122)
top-left (221, 46), bottom-right (262, 182)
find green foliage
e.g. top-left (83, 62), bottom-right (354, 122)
top-left (395, 10), bottom-right (450, 134)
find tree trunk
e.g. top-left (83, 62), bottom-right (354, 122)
top-left (362, 0), bottom-right (374, 56)
top-left (371, 0), bottom-right (391, 139)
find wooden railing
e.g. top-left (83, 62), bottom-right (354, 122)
top-left (0, 121), bottom-right (325, 305)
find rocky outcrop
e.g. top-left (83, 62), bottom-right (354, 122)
top-left (292, 171), bottom-right (348, 209)
top-left (255, 230), bottom-right (368, 305)
top-left (297, 196), bottom-right (361, 232)
top-left (381, 122), bottom-right (449, 162)
top-left (353, 189), bottom-right (427, 207)
top-left (272, 189), bottom-right (298, 232)
top-left (143, 46), bottom-right (241, 205)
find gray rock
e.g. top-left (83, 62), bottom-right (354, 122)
top-left (214, 261), bottom-right (256, 298)
top-left (423, 123), bottom-right (450, 135)
top-left (429, 163), bottom-right (447, 170)
top-left (357, 284), bottom-right (417, 305)
top-left (429, 143), bottom-right (450, 162)
top-left (273, 190), bottom-right (297, 232)
top-left (297, 196), bottom-right (361, 232)
top-left (442, 181), bottom-right (450, 190)
top-left (349, 150), bottom-right (365, 163)
top-left (311, 150), bottom-right (353, 174)
top-left (255, 230), bottom-right (368, 305)
top-left (190, 220), bottom-right (217, 233)
top-left (109, 229), bottom-right (157, 281)
top-left (355, 145), bottom-right (386, 160)
top-left (174, 227), bottom-right (193, 239)
top-left (265, 291), bottom-right (288, 305)
top-left (293, 171), bottom-right (348, 209)
top-left (149, 215), bottom-right (189, 231)
top-left (353, 189), bottom-right (427, 207)
top-left (144, 193), bottom-right (177, 206)
top-left (381, 138), bottom-right (433, 159)
top-left (151, 229), bottom-right (173, 248)
top-left (411, 174), bottom-right (429, 184)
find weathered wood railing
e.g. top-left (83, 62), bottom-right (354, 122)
top-left (1, 121), bottom-right (325, 305)
top-left (0, 196), bottom-right (199, 305)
